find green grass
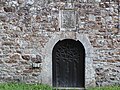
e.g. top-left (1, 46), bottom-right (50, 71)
top-left (0, 83), bottom-right (120, 90)
top-left (88, 85), bottom-right (120, 90)
top-left (0, 83), bottom-right (52, 90)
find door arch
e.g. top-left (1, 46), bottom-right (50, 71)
top-left (52, 39), bottom-right (85, 87)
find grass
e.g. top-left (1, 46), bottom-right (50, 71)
top-left (0, 83), bottom-right (120, 90)
top-left (88, 85), bottom-right (120, 90)
top-left (0, 83), bottom-right (52, 90)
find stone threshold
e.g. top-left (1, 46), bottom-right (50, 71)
top-left (53, 87), bottom-right (85, 90)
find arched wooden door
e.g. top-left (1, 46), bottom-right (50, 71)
top-left (52, 39), bottom-right (85, 88)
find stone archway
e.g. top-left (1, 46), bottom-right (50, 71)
top-left (41, 32), bottom-right (95, 88)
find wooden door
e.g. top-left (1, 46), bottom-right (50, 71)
top-left (52, 39), bottom-right (85, 87)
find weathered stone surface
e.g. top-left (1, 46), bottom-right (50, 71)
top-left (61, 10), bottom-right (76, 28)
top-left (0, 60), bottom-right (3, 64)
top-left (20, 60), bottom-right (28, 64)
top-left (36, 55), bottom-right (42, 63)
top-left (10, 53), bottom-right (21, 60)
top-left (4, 7), bottom-right (15, 12)
top-left (22, 55), bottom-right (30, 60)
top-left (0, 0), bottom-right (119, 87)
top-left (31, 55), bottom-right (42, 63)
top-left (2, 41), bottom-right (14, 46)
top-left (5, 59), bottom-right (17, 63)
top-left (18, 0), bottom-right (24, 4)
top-left (23, 69), bottom-right (33, 73)
top-left (94, 62), bottom-right (120, 86)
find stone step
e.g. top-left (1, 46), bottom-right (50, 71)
top-left (53, 87), bottom-right (85, 90)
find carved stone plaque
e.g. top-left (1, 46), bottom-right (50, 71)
top-left (61, 9), bottom-right (76, 29)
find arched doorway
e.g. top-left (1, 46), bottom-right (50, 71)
top-left (52, 39), bottom-right (85, 88)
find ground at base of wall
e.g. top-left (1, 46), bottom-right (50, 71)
top-left (87, 85), bottom-right (120, 90)
top-left (0, 83), bottom-right (120, 90)
top-left (0, 83), bottom-right (52, 90)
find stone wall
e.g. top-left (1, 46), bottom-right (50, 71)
top-left (0, 0), bottom-right (120, 87)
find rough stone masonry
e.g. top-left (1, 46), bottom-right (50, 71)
top-left (0, 0), bottom-right (120, 87)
